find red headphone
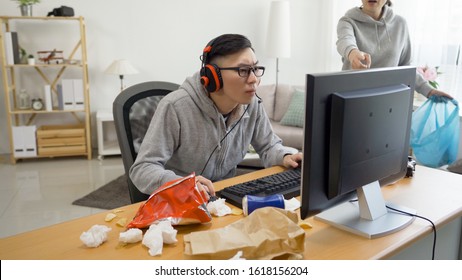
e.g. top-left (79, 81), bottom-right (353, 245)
top-left (200, 38), bottom-right (223, 93)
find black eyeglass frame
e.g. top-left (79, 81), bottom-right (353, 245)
top-left (218, 66), bottom-right (266, 77)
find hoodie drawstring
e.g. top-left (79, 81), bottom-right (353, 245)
top-left (382, 18), bottom-right (392, 43)
top-left (375, 24), bottom-right (381, 51)
top-left (375, 19), bottom-right (392, 51)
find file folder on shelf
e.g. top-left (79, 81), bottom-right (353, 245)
top-left (12, 126), bottom-right (37, 157)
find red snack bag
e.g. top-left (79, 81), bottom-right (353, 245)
top-left (127, 173), bottom-right (212, 228)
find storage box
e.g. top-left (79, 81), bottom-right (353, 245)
top-left (12, 125), bottom-right (37, 157)
top-left (37, 125), bottom-right (86, 156)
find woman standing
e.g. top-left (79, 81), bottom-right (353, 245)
top-left (336, 0), bottom-right (452, 99)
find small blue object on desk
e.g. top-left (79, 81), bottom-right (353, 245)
top-left (242, 194), bottom-right (285, 216)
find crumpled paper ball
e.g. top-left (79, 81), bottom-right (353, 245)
top-left (119, 228), bottom-right (143, 243)
top-left (142, 225), bottom-right (163, 256)
top-left (157, 220), bottom-right (178, 244)
top-left (80, 225), bottom-right (112, 248)
top-left (207, 198), bottom-right (231, 216)
top-left (142, 220), bottom-right (178, 256)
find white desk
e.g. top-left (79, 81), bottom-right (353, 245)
top-left (96, 110), bottom-right (121, 160)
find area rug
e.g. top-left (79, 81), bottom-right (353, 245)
top-left (72, 174), bottom-right (131, 210)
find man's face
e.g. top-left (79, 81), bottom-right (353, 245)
top-left (214, 48), bottom-right (261, 106)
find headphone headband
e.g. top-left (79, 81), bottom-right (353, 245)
top-left (201, 38), bottom-right (216, 66)
top-left (200, 38), bottom-right (222, 93)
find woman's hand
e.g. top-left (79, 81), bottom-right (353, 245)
top-left (427, 89), bottom-right (453, 99)
top-left (348, 49), bottom-right (371, 69)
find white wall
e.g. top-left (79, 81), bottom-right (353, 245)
top-left (0, 0), bottom-right (328, 153)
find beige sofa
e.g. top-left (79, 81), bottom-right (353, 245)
top-left (237, 84), bottom-right (304, 170)
top-left (258, 84), bottom-right (304, 150)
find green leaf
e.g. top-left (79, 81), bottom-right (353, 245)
top-left (429, 81), bottom-right (439, 89)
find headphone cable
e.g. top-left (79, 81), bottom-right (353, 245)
top-left (199, 103), bottom-right (251, 176)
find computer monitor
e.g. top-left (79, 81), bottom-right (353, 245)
top-left (300, 66), bottom-right (417, 239)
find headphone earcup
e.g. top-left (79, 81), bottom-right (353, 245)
top-left (200, 64), bottom-right (222, 93)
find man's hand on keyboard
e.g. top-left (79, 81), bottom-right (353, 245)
top-left (195, 175), bottom-right (215, 199)
top-left (283, 152), bottom-right (303, 169)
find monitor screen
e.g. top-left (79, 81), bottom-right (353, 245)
top-left (300, 66), bottom-right (417, 238)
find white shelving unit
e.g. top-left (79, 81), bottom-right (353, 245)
top-left (96, 110), bottom-right (120, 160)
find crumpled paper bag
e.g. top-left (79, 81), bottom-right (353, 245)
top-left (184, 207), bottom-right (305, 259)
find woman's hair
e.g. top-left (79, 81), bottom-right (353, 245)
top-left (203, 34), bottom-right (253, 64)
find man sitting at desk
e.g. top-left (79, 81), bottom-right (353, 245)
top-left (130, 33), bottom-right (302, 199)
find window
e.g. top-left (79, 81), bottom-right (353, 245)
top-left (399, 0), bottom-right (462, 104)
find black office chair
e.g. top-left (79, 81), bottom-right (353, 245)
top-left (113, 81), bottom-right (180, 203)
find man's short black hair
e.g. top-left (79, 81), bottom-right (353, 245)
top-left (204, 34), bottom-right (254, 64)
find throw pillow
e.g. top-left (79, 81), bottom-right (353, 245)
top-left (280, 90), bottom-right (305, 127)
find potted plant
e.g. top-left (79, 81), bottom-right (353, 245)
top-left (27, 54), bottom-right (35, 65)
top-left (12, 0), bottom-right (41, 16)
top-left (19, 47), bottom-right (28, 64)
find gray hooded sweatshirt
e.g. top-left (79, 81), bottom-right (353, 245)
top-left (130, 71), bottom-right (298, 194)
top-left (337, 5), bottom-right (433, 96)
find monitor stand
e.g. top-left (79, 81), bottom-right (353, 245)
top-left (315, 181), bottom-right (416, 239)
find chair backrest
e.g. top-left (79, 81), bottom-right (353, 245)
top-left (113, 81), bottom-right (180, 203)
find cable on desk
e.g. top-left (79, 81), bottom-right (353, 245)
top-left (385, 205), bottom-right (437, 260)
top-left (349, 198), bottom-right (437, 260)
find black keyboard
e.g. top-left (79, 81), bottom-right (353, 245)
top-left (217, 168), bottom-right (301, 208)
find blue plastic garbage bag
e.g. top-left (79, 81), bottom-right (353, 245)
top-left (410, 95), bottom-right (459, 168)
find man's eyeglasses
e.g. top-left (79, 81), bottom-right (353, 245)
top-left (219, 66), bottom-right (265, 78)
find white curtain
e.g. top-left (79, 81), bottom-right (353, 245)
top-left (324, 0), bottom-right (358, 72)
top-left (325, 0), bottom-right (462, 103)
top-left (397, 0), bottom-right (462, 102)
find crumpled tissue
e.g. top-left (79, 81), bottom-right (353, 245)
top-left (142, 220), bottom-right (178, 256)
top-left (119, 228), bottom-right (143, 243)
top-left (207, 198), bottom-right (231, 216)
top-left (284, 197), bottom-right (301, 211)
top-left (142, 225), bottom-right (163, 256)
top-left (80, 224), bottom-right (112, 248)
